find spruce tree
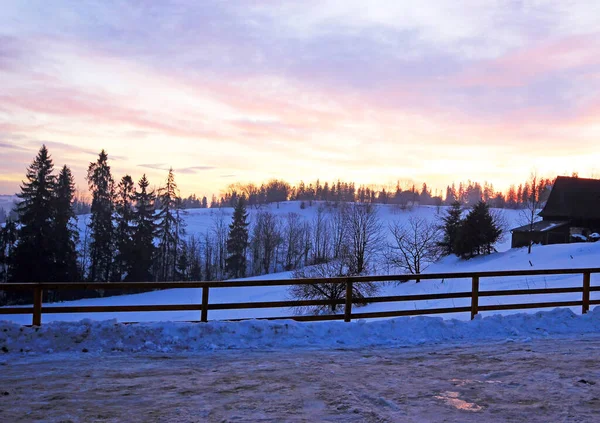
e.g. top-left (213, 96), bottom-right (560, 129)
top-left (478, 202), bottom-right (502, 255)
top-left (129, 174), bottom-right (157, 282)
top-left (52, 165), bottom-right (80, 283)
top-left (156, 168), bottom-right (186, 281)
top-left (454, 201), bottom-right (501, 259)
top-left (113, 175), bottom-right (136, 281)
top-left (175, 240), bottom-right (190, 281)
top-left (226, 197), bottom-right (249, 278)
top-left (188, 236), bottom-right (202, 281)
top-left (0, 219), bottom-right (17, 284)
top-left (11, 145), bottom-right (56, 283)
top-left (438, 201), bottom-right (462, 256)
top-left (86, 150), bottom-right (115, 282)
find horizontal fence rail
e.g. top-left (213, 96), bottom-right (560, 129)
top-left (1, 268), bottom-right (599, 326)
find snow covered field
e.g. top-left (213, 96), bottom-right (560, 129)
top-left (3, 240), bottom-right (599, 325)
top-left (75, 201), bottom-right (521, 252)
top-left (2, 203), bottom-right (598, 325)
top-left (2, 334), bottom-right (600, 422)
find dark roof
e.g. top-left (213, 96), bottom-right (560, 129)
top-left (539, 176), bottom-right (600, 220)
top-left (511, 220), bottom-right (568, 233)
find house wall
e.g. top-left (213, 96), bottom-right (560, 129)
top-left (511, 226), bottom-right (570, 249)
top-left (570, 219), bottom-right (600, 235)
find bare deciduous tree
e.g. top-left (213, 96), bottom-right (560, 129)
top-left (329, 203), bottom-right (348, 261)
top-left (301, 220), bottom-right (312, 267)
top-left (202, 230), bottom-right (216, 281)
top-left (386, 216), bottom-right (440, 282)
top-left (282, 212), bottom-right (305, 271)
top-left (519, 172), bottom-right (543, 254)
top-left (289, 261), bottom-right (379, 314)
top-left (311, 205), bottom-right (330, 264)
top-left (250, 211), bottom-right (281, 275)
top-left (211, 210), bottom-right (229, 279)
top-left (344, 203), bottom-right (384, 276)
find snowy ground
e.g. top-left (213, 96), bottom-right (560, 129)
top-left (3, 308), bottom-right (600, 421)
top-left (3, 240), bottom-right (599, 325)
top-left (2, 335), bottom-right (600, 422)
top-left (2, 203), bottom-right (596, 325)
top-left (2, 308), bottom-right (600, 354)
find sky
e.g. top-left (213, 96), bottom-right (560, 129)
top-left (1, 1), bottom-right (599, 197)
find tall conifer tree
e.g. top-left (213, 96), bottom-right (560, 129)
top-left (156, 169), bottom-right (185, 281)
top-left (86, 150), bottom-right (114, 282)
top-left (454, 201), bottom-right (501, 258)
top-left (226, 198), bottom-right (249, 278)
top-left (52, 165), bottom-right (80, 283)
top-left (0, 219), bottom-right (17, 284)
top-left (129, 174), bottom-right (157, 282)
top-left (113, 175), bottom-right (136, 281)
top-left (12, 145), bottom-right (56, 283)
top-left (438, 201), bottom-right (462, 256)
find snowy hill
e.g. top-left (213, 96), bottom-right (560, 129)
top-left (0, 194), bottom-right (17, 213)
top-left (75, 201), bottom-right (523, 253)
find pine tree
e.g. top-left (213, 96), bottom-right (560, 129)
top-left (226, 198), bottom-right (249, 278)
top-left (0, 219), bottom-right (17, 284)
top-left (188, 235), bottom-right (202, 281)
top-left (454, 201), bottom-right (501, 259)
top-left (52, 165), bottom-right (80, 283)
top-left (86, 150), bottom-right (115, 282)
top-left (113, 175), bottom-right (136, 281)
top-left (437, 201), bottom-right (462, 256)
top-left (129, 175), bottom-right (157, 282)
top-left (156, 169), bottom-right (186, 281)
top-left (175, 241), bottom-right (190, 281)
top-left (11, 145), bottom-right (56, 283)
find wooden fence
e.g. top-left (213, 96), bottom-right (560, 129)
top-left (1, 268), bottom-right (599, 326)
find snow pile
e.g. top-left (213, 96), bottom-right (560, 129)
top-left (2, 308), bottom-right (600, 355)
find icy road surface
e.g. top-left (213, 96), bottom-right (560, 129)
top-left (2, 336), bottom-right (600, 422)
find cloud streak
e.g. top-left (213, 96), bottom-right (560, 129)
top-left (138, 163), bottom-right (217, 175)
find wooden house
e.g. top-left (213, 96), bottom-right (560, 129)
top-left (511, 176), bottom-right (600, 248)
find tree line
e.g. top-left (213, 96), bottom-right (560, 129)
top-left (0, 170), bottom-right (556, 224)
top-left (216, 177), bottom-right (554, 210)
top-left (0, 146), bottom-right (187, 304)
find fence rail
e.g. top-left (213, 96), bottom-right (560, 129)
top-left (1, 268), bottom-right (599, 326)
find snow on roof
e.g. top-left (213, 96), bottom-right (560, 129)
top-left (511, 220), bottom-right (568, 233)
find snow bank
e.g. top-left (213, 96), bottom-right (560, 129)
top-left (2, 308), bottom-right (600, 355)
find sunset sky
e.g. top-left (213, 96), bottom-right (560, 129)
top-left (1, 1), bottom-right (599, 197)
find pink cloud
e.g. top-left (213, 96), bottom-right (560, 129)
top-left (453, 33), bottom-right (600, 88)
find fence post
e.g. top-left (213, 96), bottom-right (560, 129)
top-left (201, 286), bottom-right (210, 322)
top-left (470, 276), bottom-right (479, 320)
top-left (583, 272), bottom-right (591, 314)
top-left (32, 286), bottom-right (43, 326)
top-left (344, 280), bottom-right (353, 322)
